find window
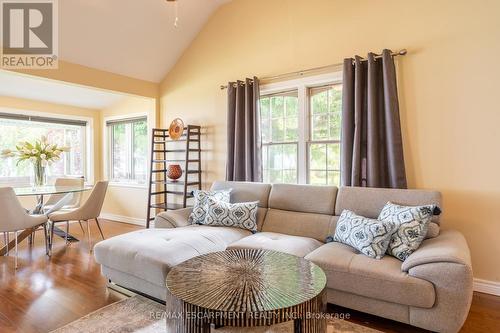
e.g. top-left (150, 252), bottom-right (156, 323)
top-left (0, 113), bottom-right (87, 184)
top-left (259, 74), bottom-right (342, 185)
top-left (107, 117), bottom-right (148, 184)
top-left (308, 85), bottom-right (342, 185)
top-left (260, 91), bottom-right (299, 183)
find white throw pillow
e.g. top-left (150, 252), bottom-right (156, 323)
top-left (378, 201), bottom-right (438, 261)
top-left (202, 197), bottom-right (258, 233)
top-left (329, 210), bottom-right (395, 259)
top-left (188, 189), bottom-right (231, 224)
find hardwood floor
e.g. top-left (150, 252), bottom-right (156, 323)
top-left (0, 220), bottom-right (498, 333)
top-left (0, 220), bottom-right (138, 333)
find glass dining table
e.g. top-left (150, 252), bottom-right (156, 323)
top-left (14, 185), bottom-right (92, 243)
top-left (15, 185), bottom-right (93, 214)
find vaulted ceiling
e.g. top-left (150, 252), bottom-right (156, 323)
top-left (59, 0), bottom-right (230, 83)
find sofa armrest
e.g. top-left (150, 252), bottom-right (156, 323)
top-left (154, 208), bottom-right (192, 228)
top-left (402, 229), bottom-right (471, 272)
top-left (403, 230), bottom-right (473, 333)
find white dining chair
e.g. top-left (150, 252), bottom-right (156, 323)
top-left (48, 181), bottom-right (108, 253)
top-left (44, 177), bottom-right (85, 211)
top-left (0, 187), bottom-right (49, 269)
top-left (42, 177), bottom-right (85, 237)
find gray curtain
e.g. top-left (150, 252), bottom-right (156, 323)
top-left (226, 77), bottom-right (263, 182)
top-left (341, 49), bottom-right (407, 188)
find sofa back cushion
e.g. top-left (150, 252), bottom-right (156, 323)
top-left (268, 184), bottom-right (337, 214)
top-left (261, 184), bottom-right (338, 240)
top-left (211, 181), bottom-right (271, 207)
top-left (335, 186), bottom-right (442, 224)
top-left (262, 209), bottom-right (336, 242)
top-left (210, 181), bottom-right (272, 231)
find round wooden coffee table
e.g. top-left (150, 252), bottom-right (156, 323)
top-left (166, 249), bottom-right (327, 333)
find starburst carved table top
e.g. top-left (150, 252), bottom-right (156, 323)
top-left (166, 249), bottom-right (327, 332)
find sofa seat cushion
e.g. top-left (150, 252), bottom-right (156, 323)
top-left (304, 242), bottom-right (435, 308)
top-left (227, 232), bottom-right (323, 257)
top-left (94, 225), bottom-right (251, 287)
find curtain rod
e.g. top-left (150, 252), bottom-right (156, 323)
top-left (220, 49), bottom-right (407, 90)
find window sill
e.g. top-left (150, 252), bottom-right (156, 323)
top-left (108, 182), bottom-right (148, 189)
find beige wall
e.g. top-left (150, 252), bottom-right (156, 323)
top-left (100, 96), bottom-right (156, 222)
top-left (159, 0), bottom-right (500, 282)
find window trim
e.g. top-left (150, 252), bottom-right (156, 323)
top-left (260, 71), bottom-right (343, 184)
top-left (103, 112), bottom-right (151, 188)
top-left (0, 107), bottom-right (94, 185)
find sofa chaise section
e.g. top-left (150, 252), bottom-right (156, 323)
top-left (94, 181), bottom-right (272, 300)
top-left (94, 225), bottom-right (251, 300)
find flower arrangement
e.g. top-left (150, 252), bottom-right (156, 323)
top-left (1, 136), bottom-right (71, 187)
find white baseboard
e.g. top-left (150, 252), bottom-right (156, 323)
top-left (100, 213), bottom-right (146, 227)
top-left (474, 278), bottom-right (500, 296)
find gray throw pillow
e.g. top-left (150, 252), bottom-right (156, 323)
top-left (328, 210), bottom-right (395, 259)
top-left (202, 197), bottom-right (258, 233)
top-left (188, 189), bottom-right (231, 224)
top-left (378, 201), bottom-right (437, 261)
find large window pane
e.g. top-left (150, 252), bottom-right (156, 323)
top-left (0, 117), bottom-right (86, 184)
top-left (260, 91), bottom-right (299, 185)
top-left (108, 118), bottom-right (148, 184)
top-left (260, 90), bottom-right (298, 144)
top-left (308, 84), bottom-right (342, 186)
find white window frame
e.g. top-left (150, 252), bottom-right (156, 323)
top-left (0, 107), bottom-right (94, 185)
top-left (103, 112), bottom-right (152, 188)
top-left (260, 71), bottom-right (343, 184)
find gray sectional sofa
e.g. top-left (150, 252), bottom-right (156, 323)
top-left (94, 181), bottom-right (473, 333)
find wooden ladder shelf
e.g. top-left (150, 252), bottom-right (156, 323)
top-left (146, 125), bottom-right (201, 228)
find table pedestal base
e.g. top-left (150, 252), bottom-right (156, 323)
top-left (166, 289), bottom-right (327, 333)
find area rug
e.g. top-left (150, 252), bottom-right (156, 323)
top-left (51, 295), bottom-right (382, 333)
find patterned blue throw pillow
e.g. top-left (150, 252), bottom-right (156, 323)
top-left (378, 202), bottom-right (437, 261)
top-left (328, 210), bottom-right (395, 259)
top-left (202, 197), bottom-right (258, 233)
top-left (188, 189), bottom-right (231, 224)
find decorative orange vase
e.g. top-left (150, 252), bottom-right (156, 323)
top-left (167, 164), bottom-right (183, 181)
